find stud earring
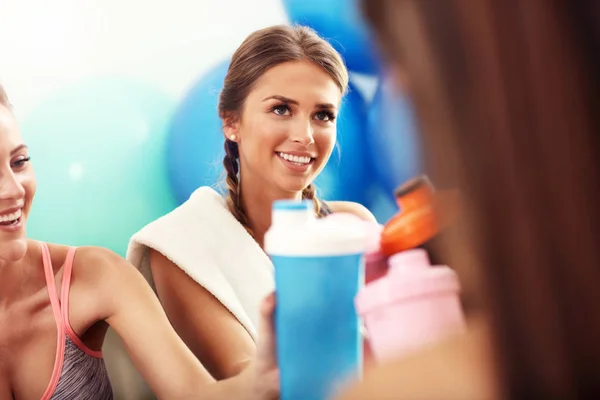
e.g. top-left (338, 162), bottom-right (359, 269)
top-left (229, 134), bottom-right (237, 141)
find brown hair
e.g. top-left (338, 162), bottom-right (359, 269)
top-left (363, 0), bottom-right (600, 399)
top-left (219, 25), bottom-right (348, 235)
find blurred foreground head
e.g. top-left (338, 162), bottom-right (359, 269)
top-left (362, 1), bottom-right (600, 398)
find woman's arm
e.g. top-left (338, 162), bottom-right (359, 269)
top-left (73, 246), bottom-right (276, 399)
top-left (148, 248), bottom-right (257, 379)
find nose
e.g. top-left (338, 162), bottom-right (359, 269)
top-left (290, 118), bottom-right (315, 146)
top-left (0, 168), bottom-right (25, 200)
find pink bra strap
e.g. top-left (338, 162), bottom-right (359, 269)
top-left (39, 241), bottom-right (66, 400)
top-left (60, 247), bottom-right (103, 358)
top-left (41, 242), bottom-right (61, 315)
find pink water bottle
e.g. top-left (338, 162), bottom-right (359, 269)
top-left (355, 248), bottom-right (466, 361)
top-left (363, 223), bottom-right (389, 284)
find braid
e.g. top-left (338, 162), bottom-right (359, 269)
top-left (302, 184), bottom-right (329, 217)
top-left (223, 139), bottom-right (253, 235)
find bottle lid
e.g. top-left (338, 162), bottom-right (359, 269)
top-left (322, 212), bottom-right (383, 254)
top-left (269, 199), bottom-right (314, 231)
top-left (266, 209), bottom-right (367, 256)
top-left (380, 175), bottom-right (461, 256)
top-left (273, 199), bottom-right (312, 211)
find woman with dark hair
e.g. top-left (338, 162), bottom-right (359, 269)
top-left (339, 1), bottom-right (600, 399)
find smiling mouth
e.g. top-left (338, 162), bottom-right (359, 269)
top-left (276, 151), bottom-right (315, 166)
top-left (0, 208), bottom-right (22, 226)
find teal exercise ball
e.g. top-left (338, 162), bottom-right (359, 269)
top-left (21, 77), bottom-right (177, 257)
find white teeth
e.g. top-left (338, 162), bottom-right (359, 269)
top-left (0, 209), bottom-right (21, 223)
top-left (278, 152), bottom-right (312, 165)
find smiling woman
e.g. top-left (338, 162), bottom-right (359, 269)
top-left (0, 87), bottom-right (29, 242)
top-left (126, 24), bottom-right (376, 388)
top-left (0, 82), bottom-right (280, 400)
top-left (221, 57), bottom-right (342, 230)
top-left (0, 140), bottom-right (27, 230)
top-left (0, 100), bottom-right (33, 262)
top-left (218, 26), bottom-right (350, 237)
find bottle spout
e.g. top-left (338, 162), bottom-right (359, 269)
top-left (394, 175), bottom-right (435, 213)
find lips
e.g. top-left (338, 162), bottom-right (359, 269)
top-left (0, 207), bottom-right (23, 233)
top-left (276, 151), bottom-right (314, 165)
top-left (0, 208), bottom-right (22, 226)
top-left (275, 151), bottom-right (316, 173)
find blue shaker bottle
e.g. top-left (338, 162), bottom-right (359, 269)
top-left (264, 200), bottom-right (367, 400)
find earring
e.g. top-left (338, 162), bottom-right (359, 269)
top-left (229, 134), bottom-right (237, 141)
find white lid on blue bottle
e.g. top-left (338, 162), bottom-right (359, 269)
top-left (265, 199), bottom-right (368, 256)
top-left (272, 199), bottom-right (313, 211)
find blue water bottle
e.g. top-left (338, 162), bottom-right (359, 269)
top-left (264, 200), bottom-right (367, 400)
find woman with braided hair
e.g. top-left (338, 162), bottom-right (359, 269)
top-left (126, 24), bottom-right (375, 389)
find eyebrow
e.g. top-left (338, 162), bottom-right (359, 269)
top-left (10, 144), bottom-right (27, 155)
top-left (262, 95), bottom-right (337, 110)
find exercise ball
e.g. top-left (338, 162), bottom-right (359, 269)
top-left (367, 80), bottom-right (422, 198)
top-left (315, 82), bottom-right (374, 205)
top-left (167, 59), bottom-right (230, 204)
top-left (21, 77), bottom-right (176, 257)
top-left (282, 0), bottom-right (380, 75)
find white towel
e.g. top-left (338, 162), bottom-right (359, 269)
top-left (126, 186), bottom-right (275, 340)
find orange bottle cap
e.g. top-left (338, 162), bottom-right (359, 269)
top-left (380, 175), bottom-right (460, 256)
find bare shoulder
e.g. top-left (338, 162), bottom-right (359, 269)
top-left (41, 242), bottom-right (130, 279)
top-left (73, 246), bottom-right (131, 275)
top-left (328, 201), bottom-right (378, 222)
top-left (70, 246), bottom-right (154, 319)
top-left (70, 246), bottom-right (143, 295)
top-left (75, 245), bottom-right (123, 262)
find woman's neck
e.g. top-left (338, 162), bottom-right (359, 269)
top-left (0, 241), bottom-right (37, 307)
top-left (239, 177), bottom-right (302, 248)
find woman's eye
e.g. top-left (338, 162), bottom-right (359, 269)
top-left (315, 111), bottom-right (335, 122)
top-left (12, 156), bottom-right (31, 169)
top-left (273, 105), bottom-right (291, 116)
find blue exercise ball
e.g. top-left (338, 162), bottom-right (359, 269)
top-left (21, 77), bottom-right (177, 257)
top-left (367, 80), bottom-right (422, 198)
top-left (367, 184), bottom-right (399, 224)
top-left (314, 82), bottom-right (374, 205)
top-left (282, 0), bottom-right (380, 75)
top-left (167, 59), bottom-right (231, 204)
